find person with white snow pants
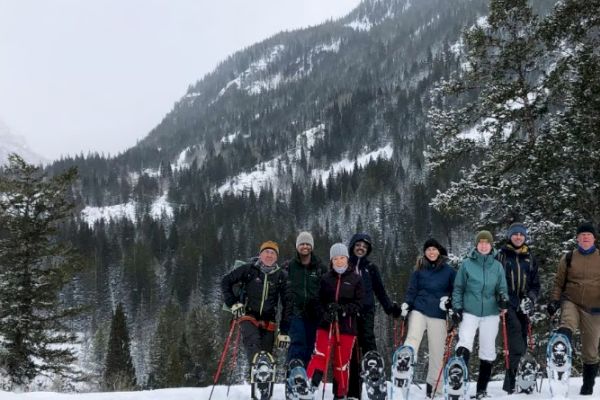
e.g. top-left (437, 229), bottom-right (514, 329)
top-left (401, 238), bottom-right (455, 398)
top-left (452, 230), bottom-right (509, 400)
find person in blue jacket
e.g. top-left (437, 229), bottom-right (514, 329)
top-left (401, 238), bottom-right (456, 398)
top-left (346, 232), bottom-right (400, 399)
top-left (452, 230), bottom-right (509, 400)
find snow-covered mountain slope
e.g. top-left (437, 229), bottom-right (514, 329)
top-left (0, 120), bottom-right (46, 166)
top-left (0, 378), bottom-right (587, 399)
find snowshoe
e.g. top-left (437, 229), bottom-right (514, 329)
top-left (443, 356), bottom-right (468, 400)
top-left (515, 353), bottom-right (541, 394)
top-left (360, 350), bottom-right (387, 400)
top-left (391, 345), bottom-right (414, 400)
top-left (546, 332), bottom-right (572, 399)
top-left (286, 359), bottom-right (313, 400)
top-left (251, 351), bottom-right (276, 400)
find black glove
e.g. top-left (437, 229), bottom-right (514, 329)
top-left (498, 298), bottom-right (509, 311)
top-left (451, 308), bottom-right (463, 325)
top-left (391, 302), bottom-right (401, 318)
top-left (325, 303), bottom-right (342, 323)
top-left (547, 300), bottom-right (561, 317)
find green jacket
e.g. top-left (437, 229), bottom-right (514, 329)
top-left (285, 253), bottom-right (327, 320)
top-left (452, 248), bottom-right (508, 317)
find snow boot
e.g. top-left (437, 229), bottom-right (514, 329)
top-left (502, 367), bottom-right (516, 394)
top-left (456, 346), bottom-right (470, 366)
top-left (426, 382), bottom-right (432, 397)
top-left (580, 362), bottom-right (599, 395)
top-left (475, 360), bottom-right (493, 398)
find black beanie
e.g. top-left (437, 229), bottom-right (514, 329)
top-left (576, 222), bottom-right (597, 237)
top-left (423, 238), bottom-right (448, 257)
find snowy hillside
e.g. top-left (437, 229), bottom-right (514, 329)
top-left (0, 120), bottom-right (46, 166)
top-left (0, 378), bottom-right (587, 399)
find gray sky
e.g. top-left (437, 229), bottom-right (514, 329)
top-left (0, 0), bottom-right (361, 161)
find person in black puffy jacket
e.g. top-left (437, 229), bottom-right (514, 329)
top-left (306, 243), bottom-right (363, 400)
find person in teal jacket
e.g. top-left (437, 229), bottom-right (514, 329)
top-left (451, 230), bottom-right (509, 400)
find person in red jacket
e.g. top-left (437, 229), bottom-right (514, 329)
top-left (306, 243), bottom-right (364, 400)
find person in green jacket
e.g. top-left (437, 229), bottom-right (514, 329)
top-left (451, 230), bottom-right (509, 400)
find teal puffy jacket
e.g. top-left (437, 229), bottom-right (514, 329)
top-left (452, 248), bottom-right (508, 317)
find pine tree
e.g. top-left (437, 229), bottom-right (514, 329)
top-left (103, 303), bottom-right (136, 391)
top-left (0, 154), bottom-right (81, 387)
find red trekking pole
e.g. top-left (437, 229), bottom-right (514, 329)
top-left (501, 311), bottom-right (510, 369)
top-left (432, 324), bottom-right (457, 398)
top-left (226, 322), bottom-right (242, 397)
top-left (321, 320), bottom-right (335, 400)
top-left (208, 318), bottom-right (238, 400)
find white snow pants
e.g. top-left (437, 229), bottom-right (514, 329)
top-left (455, 312), bottom-right (499, 361)
top-left (404, 310), bottom-right (447, 390)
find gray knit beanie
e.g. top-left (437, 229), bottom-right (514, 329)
top-left (330, 243), bottom-right (349, 260)
top-left (296, 231), bottom-right (314, 249)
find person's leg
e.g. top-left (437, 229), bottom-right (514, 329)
top-left (503, 308), bottom-right (525, 393)
top-left (426, 316), bottom-right (448, 395)
top-left (332, 333), bottom-right (356, 398)
top-left (579, 307), bottom-right (600, 395)
top-left (347, 311), bottom-right (372, 398)
top-left (240, 320), bottom-right (261, 363)
top-left (404, 310), bottom-right (427, 358)
top-left (455, 312), bottom-right (479, 365)
top-left (304, 317), bottom-right (319, 367)
top-left (306, 328), bottom-right (331, 388)
top-left (287, 316), bottom-right (307, 363)
top-left (558, 300), bottom-right (580, 346)
top-left (476, 314), bottom-right (499, 396)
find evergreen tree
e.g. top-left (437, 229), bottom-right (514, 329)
top-left (0, 154), bottom-right (81, 387)
top-left (103, 303), bottom-right (136, 391)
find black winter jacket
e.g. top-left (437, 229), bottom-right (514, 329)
top-left (285, 253), bottom-right (327, 321)
top-left (221, 261), bottom-right (289, 333)
top-left (496, 244), bottom-right (540, 309)
top-left (317, 266), bottom-right (364, 335)
top-left (349, 233), bottom-right (394, 313)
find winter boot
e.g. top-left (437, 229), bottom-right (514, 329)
top-left (580, 363), bottom-right (599, 395)
top-left (311, 369), bottom-right (323, 391)
top-left (502, 367), bottom-right (516, 394)
top-left (475, 360), bottom-right (493, 398)
top-left (456, 346), bottom-right (471, 367)
top-left (426, 382), bottom-right (433, 397)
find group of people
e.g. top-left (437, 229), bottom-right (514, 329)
top-left (221, 222), bottom-right (600, 399)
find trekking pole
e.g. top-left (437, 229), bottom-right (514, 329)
top-left (321, 320), bottom-right (335, 400)
top-left (333, 320), bottom-right (349, 397)
top-left (501, 311), bottom-right (510, 370)
top-left (432, 323), bottom-right (457, 398)
top-left (208, 317), bottom-right (238, 400)
top-left (225, 321), bottom-right (242, 397)
top-left (398, 317), bottom-right (407, 346)
top-left (527, 315), bottom-right (534, 352)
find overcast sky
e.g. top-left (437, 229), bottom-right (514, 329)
top-left (0, 0), bottom-right (361, 161)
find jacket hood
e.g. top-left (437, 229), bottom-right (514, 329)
top-left (349, 232), bottom-right (373, 257)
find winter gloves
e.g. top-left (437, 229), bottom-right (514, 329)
top-left (498, 297), bottom-right (509, 312)
top-left (451, 308), bottom-right (463, 325)
top-left (520, 297), bottom-right (534, 317)
top-left (230, 302), bottom-right (245, 319)
top-left (439, 296), bottom-right (452, 312)
top-left (547, 300), bottom-right (561, 317)
top-left (400, 303), bottom-right (411, 320)
top-left (325, 303), bottom-right (342, 323)
top-left (276, 334), bottom-right (290, 349)
top-left (390, 302), bottom-right (401, 318)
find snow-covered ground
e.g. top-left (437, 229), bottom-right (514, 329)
top-left (0, 378), bottom-right (588, 400)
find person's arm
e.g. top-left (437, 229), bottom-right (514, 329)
top-left (404, 271), bottom-right (419, 307)
top-left (370, 263), bottom-right (394, 313)
top-left (551, 255), bottom-right (568, 301)
top-left (346, 276), bottom-right (364, 316)
top-left (495, 261), bottom-right (509, 302)
top-left (221, 264), bottom-right (251, 307)
top-left (527, 255), bottom-right (541, 303)
top-left (452, 261), bottom-right (466, 311)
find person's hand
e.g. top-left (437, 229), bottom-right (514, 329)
top-left (498, 298), bottom-right (509, 313)
top-left (547, 300), bottom-right (561, 317)
top-left (390, 302), bottom-right (401, 318)
top-left (400, 303), bottom-right (410, 320)
top-left (451, 308), bottom-right (463, 325)
top-left (325, 303), bottom-right (341, 323)
top-left (276, 334), bottom-right (290, 349)
top-left (230, 302), bottom-right (245, 319)
top-left (439, 296), bottom-right (452, 311)
top-left (520, 297), bottom-right (534, 317)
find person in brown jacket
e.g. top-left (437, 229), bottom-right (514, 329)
top-left (547, 222), bottom-right (600, 396)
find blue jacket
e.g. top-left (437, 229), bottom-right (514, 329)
top-left (496, 244), bottom-right (540, 309)
top-left (348, 233), bottom-right (394, 314)
top-left (404, 257), bottom-right (456, 319)
top-left (452, 248), bottom-right (508, 317)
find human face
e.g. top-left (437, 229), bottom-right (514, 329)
top-left (353, 241), bottom-right (369, 257)
top-left (577, 232), bottom-right (596, 251)
top-left (332, 256), bottom-right (348, 268)
top-left (425, 246), bottom-right (440, 262)
top-left (259, 248), bottom-right (278, 266)
top-left (297, 243), bottom-right (312, 256)
top-left (477, 240), bottom-right (492, 255)
top-left (510, 232), bottom-right (526, 248)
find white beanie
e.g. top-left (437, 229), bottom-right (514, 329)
top-left (296, 231), bottom-right (314, 249)
top-left (329, 243), bottom-right (349, 260)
